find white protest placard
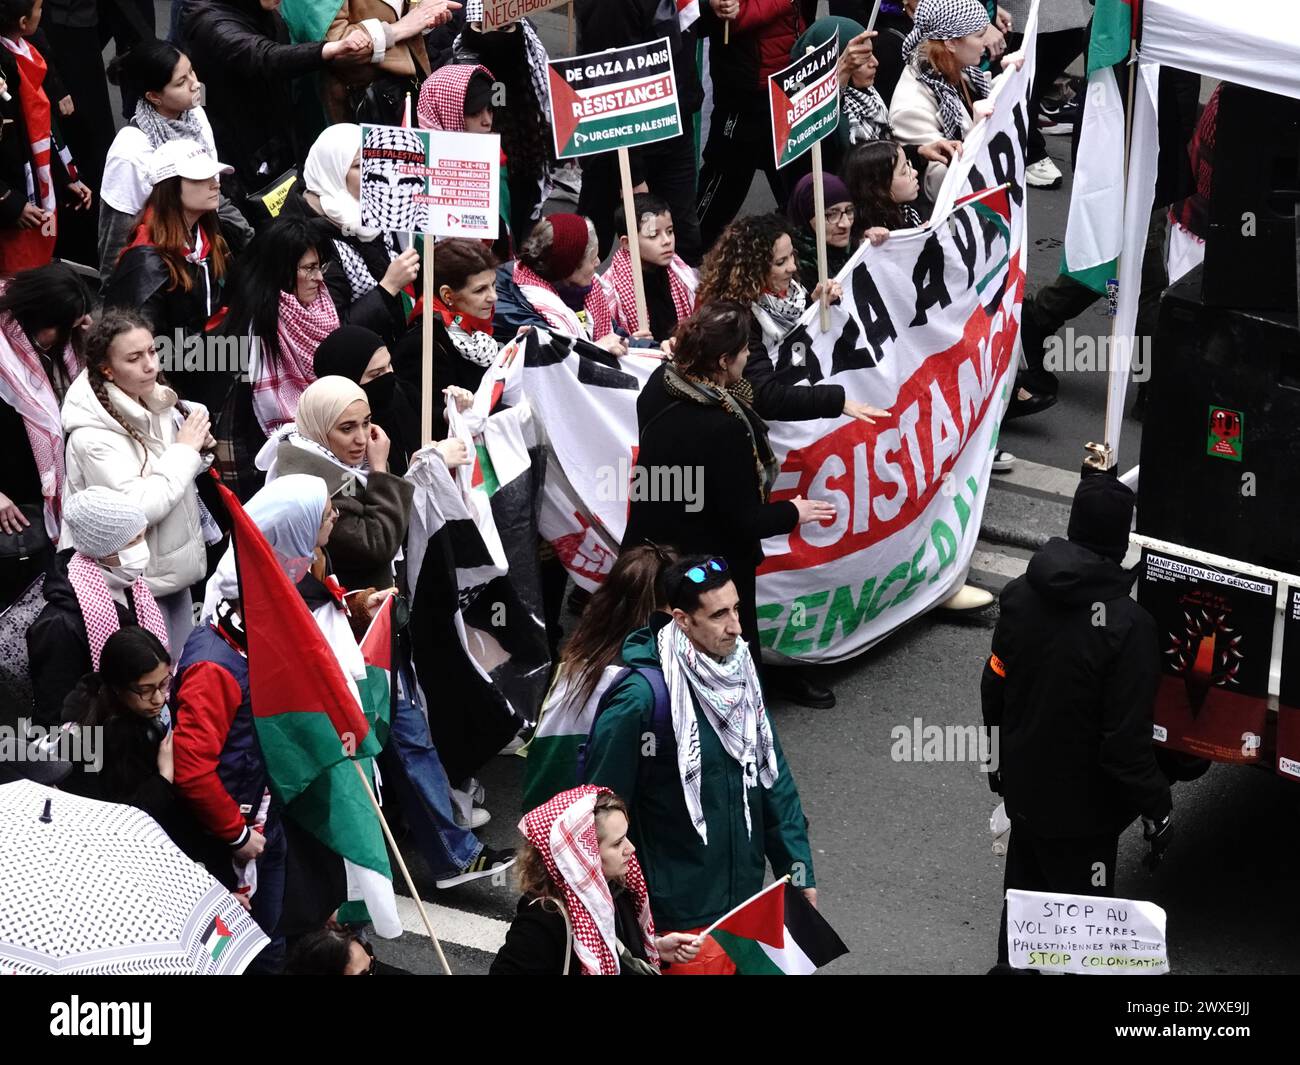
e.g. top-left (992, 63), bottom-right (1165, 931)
top-left (1006, 890), bottom-right (1170, 974)
top-left (481, 0), bottom-right (569, 32)
top-left (359, 125), bottom-right (501, 239)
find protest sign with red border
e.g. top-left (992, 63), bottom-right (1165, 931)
top-left (769, 31), bottom-right (841, 169)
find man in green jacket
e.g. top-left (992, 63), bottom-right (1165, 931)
top-left (583, 555), bottom-right (816, 972)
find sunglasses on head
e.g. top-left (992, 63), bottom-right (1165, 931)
top-left (684, 557), bottom-right (728, 584)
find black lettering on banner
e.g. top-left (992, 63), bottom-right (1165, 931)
top-left (831, 263), bottom-right (897, 373)
top-left (1011, 100), bottom-right (1030, 157)
top-left (987, 130), bottom-right (1023, 208)
top-left (979, 209), bottom-right (1002, 260)
top-left (774, 324), bottom-right (820, 385)
top-left (909, 234), bottom-right (953, 327)
top-left (949, 212), bottom-right (978, 289)
top-left (577, 346), bottom-right (641, 390)
top-left (966, 162), bottom-right (989, 195)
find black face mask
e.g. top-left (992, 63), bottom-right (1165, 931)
top-left (362, 372), bottom-right (398, 415)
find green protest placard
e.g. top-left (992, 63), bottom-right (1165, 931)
top-left (545, 38), bottom-right (682, 159)
top-left (769, 31), bottom-right (841, 169)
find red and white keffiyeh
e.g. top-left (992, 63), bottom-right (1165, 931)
top-left (513, 262), bottom-right (613, 342)
top-left (67, 552), bottom-right (169, 670)
top-left (417, 63), bottom-right (495, 133)
top-left (603, 249), bottom-right (697, 336)
top-left (250, 291), bottom-right (340, 436)
top-left (519, 785), bottom-right (659, 976)
top-left (0, 310), bottom-right (77, 540)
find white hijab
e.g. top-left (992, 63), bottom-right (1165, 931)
top-left (200, 474), bottom-right (329, 622)
top-left (304, 123), bottom-right (379, 242)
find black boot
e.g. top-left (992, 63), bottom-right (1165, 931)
top-left (764, 666), bottom-right (835, 709)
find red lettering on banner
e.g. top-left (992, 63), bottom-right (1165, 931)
top-left (760, 255), bottom-right (1024, 574)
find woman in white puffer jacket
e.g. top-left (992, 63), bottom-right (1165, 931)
top-left (62, 309), bottom-right (215, 652)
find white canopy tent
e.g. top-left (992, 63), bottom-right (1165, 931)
top-left (1107, 0), bottom-right (1300, 698)
top-left (1105, 0), bottom-right (1300, 459)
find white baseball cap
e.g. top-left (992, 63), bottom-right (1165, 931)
top-left (148, 139), bottom-right (235, 186)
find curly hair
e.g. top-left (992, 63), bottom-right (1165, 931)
top-left (515, 791), bottom-right (631, 902)
top-left (695, 212), bottom-right (792, 306)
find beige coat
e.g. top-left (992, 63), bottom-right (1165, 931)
top-left (323, 0), bottom-right (432, 122)
top-left (61, 372), bottom-right (208, 598)
top-left (890, 64), bottom-right (976, 202)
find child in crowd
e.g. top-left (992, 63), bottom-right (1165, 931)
top-left (601, 193), bottom-right (698, 345)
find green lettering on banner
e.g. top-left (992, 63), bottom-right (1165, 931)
top-left (865, 562), bottom-right (911, 622)
top-left (929, 519), bottom-right (958, 580)
top-left (890, 542), bottom-right (929, 608)
top-left (756, 602), bottom-right (784, 649)
top-left (817, 577), bottom-right (877, 649)
top-left (775, 590), bottom-right (829, 656)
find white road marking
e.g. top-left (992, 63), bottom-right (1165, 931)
top-left (991, 457), bottom-right (1078, 499)
top-left (393, 895), bottom-right (511, 954)
top-left (970, 548), bottom-right (1029, 580)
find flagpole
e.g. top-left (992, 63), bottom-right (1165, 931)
top-left (699, 874), bottom-right (791, 939)
top-left (421, 237), bottom-right (435, 446)
top-left (1088, 35), bottom-right (1139, 473)
top-left (567, 3), bottom-right (574, 53)
top-left (350, 760), bottom-right (453, 975)
top-left (617, 146), bottom-right (649, 335)
top-left (811, 140), bottom-right (831, 333)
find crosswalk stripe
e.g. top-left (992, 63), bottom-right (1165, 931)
top-left (393, 896), bottom-right (511, 954)
top-left (991, 457), bottom-right (1078, 499)
top-left (970, 547), bottom-right (1029, 580)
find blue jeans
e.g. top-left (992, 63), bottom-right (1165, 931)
top-left (244, 817), bottom-right (286, 974)
top-left (384, 667), bottom-right (482, 879)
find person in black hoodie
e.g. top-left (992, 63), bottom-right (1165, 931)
top-left (981, 471), bottom-right (1173, 970)
top-left (573, 0), bottom-right (704, 265)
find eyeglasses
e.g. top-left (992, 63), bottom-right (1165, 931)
top-left (126, 677), bottom-right (172, 699)
top-left (297, 263), bottom-right (325, 279)
top-left (825, 205), bottom-right (856, 225)
top-left (684, 557), bottom-right (729, 584)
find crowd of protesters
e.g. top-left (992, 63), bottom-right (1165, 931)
top-left (0, 0), bottom-right (1149, 976)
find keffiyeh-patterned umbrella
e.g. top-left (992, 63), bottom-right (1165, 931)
top-left (0, 781), bottom-right (268, 975)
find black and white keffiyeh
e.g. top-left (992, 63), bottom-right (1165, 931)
top-left (360, 125), bottom-right (427, 234)
top-left (843, 85), bottom-right (893, 145)
top-left (461, 0), bottom-right (553, 127)
top-left (902, 0), bottom-right (990, 60)
top-left (754, 277), bottom-right (808, 339)
top-left (916, 56), bottom-right (990, 140)
top-left (446, 321), bottom-right (499, 367)
top-left (657, 623), bottom-right (778, 846)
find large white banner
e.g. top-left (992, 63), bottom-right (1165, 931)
top-left (474, 23), bottom-right (1035, 663)
top-left (753, 47), bottom-right (1033, 661)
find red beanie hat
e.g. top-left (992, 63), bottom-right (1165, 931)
top-left (546, 213), bottom-right (590, 279)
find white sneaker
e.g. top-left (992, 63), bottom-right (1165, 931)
top-left (939, 584), bottom-right (995, 613)
top-left (992, 449), bottom-right (1016, 473)
top-left (467, 806), bottom-right (491, 829)
top-left (1025, 158), bottom-right (1063, 189)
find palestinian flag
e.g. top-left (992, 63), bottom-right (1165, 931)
top-left (705, 879), bottom-right (848, 975)
top-left (357, 594), bottom-right (396, 751)
top-left (676, 0), bottom-right (700, 31)
top-left (201, 914), bottom-right (233, 963)
top-left (214, 478), bottom-right (401, 937)
top-left (1061, 0), bottom-right (1140, 294)
top-left (279, 0), bottom-right (344, 44)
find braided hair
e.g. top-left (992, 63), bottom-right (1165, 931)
top-left (84, 309), bottom-right (167, 475)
